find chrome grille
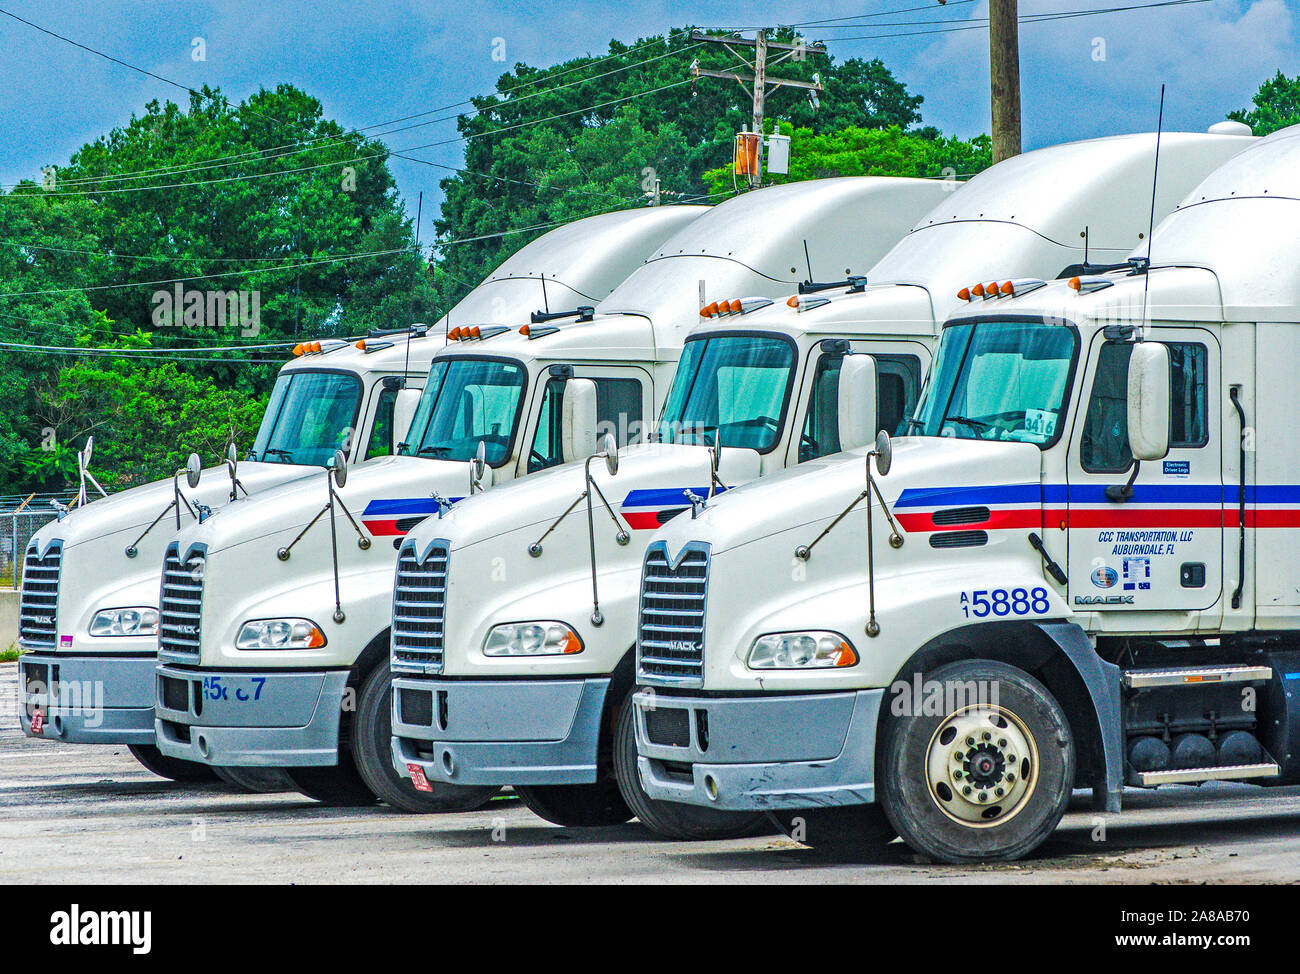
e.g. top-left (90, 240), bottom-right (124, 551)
top-left (637, 543), bottom-right (708, 685)
top-left (18, 541), bottom-right (61, 649)
top-left (159, 543), bottom-right (204, 661)
top-left (391, 540), bottom-right (448, 674)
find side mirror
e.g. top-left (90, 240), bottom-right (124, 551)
top-left (185, 453), bottom-right (202, 489)
top-left (470, 440), bottom-right (490, 493)
top-left (393, 388), bottom-right (421, 451)
top-left (331, 449), bottom-right (348, 488)
top-left (873, 430), bottom-right (893, 477)
top-left (837, 354), bottom-right (879, 453)
top-left (1127, 342), bottom-right (1170, 461)
top-left (83, 435), bottom-right (95, 468)
top-left (561, 378), bottom-right (598, 462)
top-left (602, 433), bottom-right (619, 477)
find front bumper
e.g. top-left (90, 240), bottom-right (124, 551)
top-left (18, 652), bottom-right (157, 745)
top-left (632, 687), bottom-right (884, 811)
top-left (153, 664), bottom-right (349, 767)
top-left (391, 675), bottom-right (610, 786)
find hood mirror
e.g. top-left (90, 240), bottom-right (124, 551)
top-left (473, 440), bottom-right (487, 481)
top-left (331, 449), bottom-right (348, 488)
top-left (873, 430), bottom-right (893, 477)
top-left (225, 442), bottom-right (238, 472)
top-left (602, 433), bottom-right (619, 477)
top-left (185, 453), bottom-right (202, 489)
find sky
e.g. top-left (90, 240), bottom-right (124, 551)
top-left (0, 0), bottom-right (1295, 242)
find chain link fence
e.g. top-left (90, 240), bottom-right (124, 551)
top-left (0, 496), bottom-right (70, 589)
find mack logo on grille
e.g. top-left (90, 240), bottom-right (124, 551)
top-left (638, 543), bottom-right (708, 686)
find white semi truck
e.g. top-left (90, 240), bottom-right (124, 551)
top-left (630, 124), bottom-right (1294, 864)
top-left (388, 130), bottom-right (1250, 838)
top-left (17, 204), bottom-right (701, 784)
top-left (150, 177), bottom-right (941, 810)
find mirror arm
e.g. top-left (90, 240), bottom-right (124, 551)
top-left (1105, 461), bottom-right (1141, 503)
top-left (528, 492), bottom-right (586, 557)
top-left (583, 456), bottom-right (605, 626)
top-left (867, 473), bottom-right (904, 547)
top-left (794, 488), bottom-right (868, 561)
top-left (125, 498), bottom-right (178, 558)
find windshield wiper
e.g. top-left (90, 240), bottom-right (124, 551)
top-left (904, 417), bottom-right (925, 434)
top-left (944, 415), bottom-right (993, 433)
top-left (261, 447), bottom-right (296, 462)
top-left (417, 445), bottom-right (451, 457)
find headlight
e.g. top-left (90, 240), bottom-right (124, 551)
top-left (483, 622), bottom-right (582, 657)
top-left (747, 631), bottom-right (858, 669)
top-left (235, 619), bottom-right (326, 650)
top-left (89, 607), bottom-right (160, 637)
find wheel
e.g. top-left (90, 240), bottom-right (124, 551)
top-left (127, 744), bottom-right (220, 783)
top-left (612, 690), bottom-right (768, 840)
top-left (213, 767), bottom-right (296, 793)
top-left (768, 805), bottom-right (897, 859)
top-left (352, 661), bottom-right (501, 813)
top-left (283, 752), bottom-right (379, 807)
top-left (877, 660), bottom-right (1074, 863)
top-left (515, 777), bottom-right (633, 827)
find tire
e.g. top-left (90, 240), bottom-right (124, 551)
top-left (515, 777), bottom-right (633, 827)
top-left (877, 660), bottom-right (1074, 864)
top-left (284, 752), bottom-right (378, 807)
top-left (352, 661), bottom-right (500, 813)
top-left (128, 743), bottom-right (219, 783)
top-left (769, 805), bottom-right (898, 859)
top-left (213, 767), bottom-right (297, 793)
top-left (612, 690), bottom-right (768, 840)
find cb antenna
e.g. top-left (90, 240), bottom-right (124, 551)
top-left (541, 274), bottom-right (550, 314)
top-left (803, 239), bottom-right (814, 284)
top-left (1140, 84), bottom-right (1166, 338)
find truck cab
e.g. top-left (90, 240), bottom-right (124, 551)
top-left (148, 178), bottom-right (939, 811)
top-left (383, 135), bottom-right (1255, 840)
top-left (631, 126), bottom-right (1299, 864)
top-left (17, 204), bottom-right (703, 784)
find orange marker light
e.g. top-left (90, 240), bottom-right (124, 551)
top-left (519, 324), bottom-right (530, 337)
top-left (986, 282), bottom-right (998, 296)
top-left (971, 283), bottom-right (986, 297)
top-left (354, 339), bottom-right (366, 350)
top-left (562, 631), bottom-right (583, 654)
top-left (729, 299), bottom-right (742, 314)
top-left (957, 287), bottom-right (971, 302)
top-left (1000, 281), bottom-right (1014, 295)
top-left (787, 295), bottom-right (799, 308)
top-left (1068, 276), bottom-right (1082, 291)
top-left (291, 343), bottom-right (305, 356)
top-left (469, 326), bottom-right (481, 339)
top-left (835, 642), bottom-right (859, 667)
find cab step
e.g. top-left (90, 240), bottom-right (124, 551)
top-left (1122, 664), bottom-right (1273, 689)
top-left (1130, 762), bottom-right (1280, 786)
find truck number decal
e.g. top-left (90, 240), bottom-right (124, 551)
top-left (202, 676), bottom-right (266, 703)
top-left (960, 588), bottom-right (1050, 618)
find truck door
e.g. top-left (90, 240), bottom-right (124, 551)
top-left (786, 340), bottom-right (929, 466)
top-left (1063, 328), bottom-right (1222, 617)
top-left (520, 366), bottom-right (652, 475)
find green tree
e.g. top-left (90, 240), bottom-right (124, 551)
top-left (0, 84), bottom-right (434, 494)
top-left (433, 27), bottom-right (932, 301)
top-left (1229, 71), bottom-right (1300, 136)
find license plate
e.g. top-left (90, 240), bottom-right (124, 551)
top-left (406, 763), bottom-right (433, 792)
top-left (30, 710), bottom-right (44, 735)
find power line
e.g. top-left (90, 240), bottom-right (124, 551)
top-left (831, 0), bottom-right (1212, 42)
top-left (1, 13), bottom-right (700, 192)
top-left (6, 73), bottom-right (705, 200)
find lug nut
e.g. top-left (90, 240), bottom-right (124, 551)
top-left (982, 732), bottom-right (991, 741)
top-left (979, 792), bottom-right (988, 802)
top-left (996, 787), bottom-right (1005, 796)
top-left (966, 736), bottom-right (975, 746)
top-left (1006, 773), bottom-right (1015, 783)
top-left (963, 786), bottom-right (972, 796)
top-left (998, 738), bottom-right (1007, 748)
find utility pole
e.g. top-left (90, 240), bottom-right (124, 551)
top-left (989, 0), bottom-right (1022, 162)
top-left (690, 29), bottom-right (826, 187)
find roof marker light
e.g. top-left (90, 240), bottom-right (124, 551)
top-left (291, 343), bottom-right (305, 356)
top-left (448, 327), bottom-right (461, 341)
top-left (787, 295), bottom-right (799, 308)
top-left (1068, 275), bottom-right (1115, 294)
top-left (971, 283), bottom-right (986, 298)
top-left (984, 282), bottom-right (999, 299)
top-left (700, 301), bottom-right (719, 318)
top-left (957, 287), bottom-right (971, 302)
top-left (519, 325), bottom-right (530, 337)
top-left (355, 340), bottom-right (366, 350)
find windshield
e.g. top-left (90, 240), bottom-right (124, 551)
top-left (910, 319), bottom-right (1076, 444)
top-left (399, 357), bottom-right (527, 465)
top-left (251, 370), bottom-right (362, 466)
top-left (658, 334), bottom-right (796, 452)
